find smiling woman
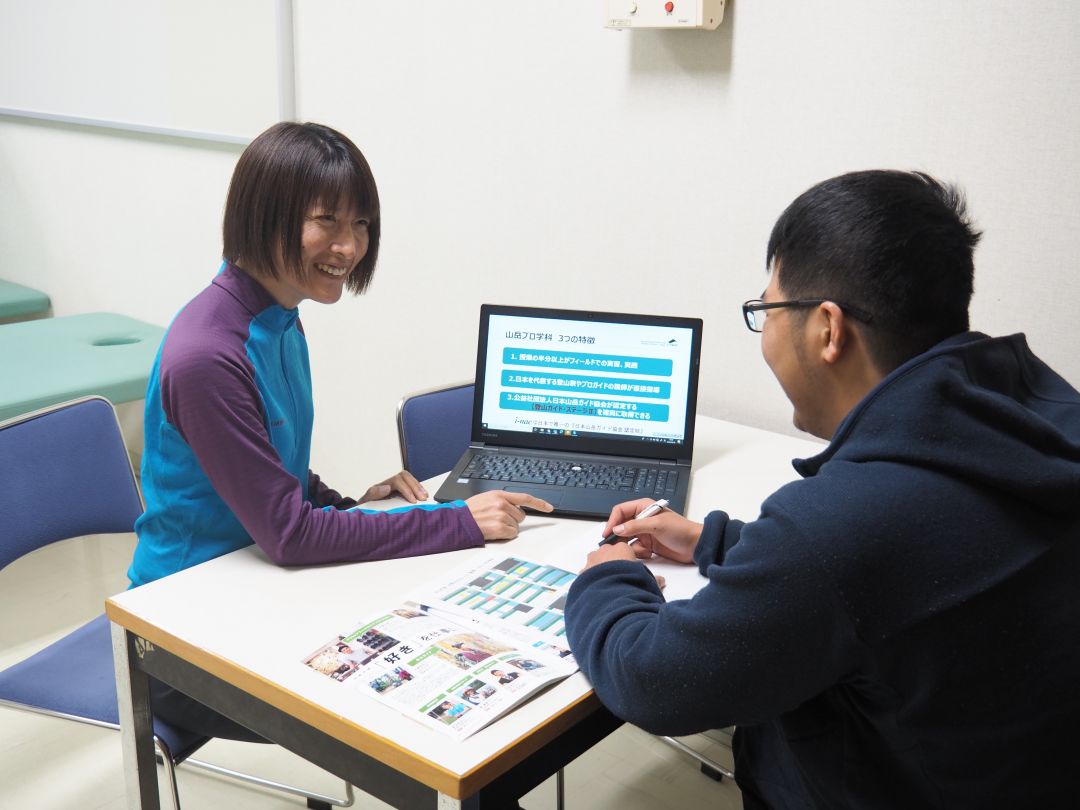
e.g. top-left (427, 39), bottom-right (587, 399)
top-left (221, 121), bottom-right (381, 301)
top-left (257, 203), bottom-right (372, 308)
top-left (127, 121), bottom-right (552, 747)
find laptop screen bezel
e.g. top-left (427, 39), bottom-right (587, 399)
top-left (471, 304), bottom-right (703, 462)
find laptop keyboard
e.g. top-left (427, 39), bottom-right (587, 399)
top-left (461, 454), bottom-right (678, 497)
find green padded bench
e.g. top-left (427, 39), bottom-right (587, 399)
top-left (0, 312), bottom-right (164, 422)
top-left (0, 279), bottom-right (51, 323)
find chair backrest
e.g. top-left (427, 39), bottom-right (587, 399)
top-left (0, 396), bottom-right (143, 570)
top-left (396, 381), bottom-right (474, 481)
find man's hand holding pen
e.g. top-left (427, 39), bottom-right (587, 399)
top-left (598, 498), bottom-right (670, 546)
top-left (581, 497), bottom-right (705, 573)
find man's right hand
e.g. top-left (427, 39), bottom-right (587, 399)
top-left (601, 498), bottom-right (703, 564)
top-left (465, 490), bottom-right (554, 541)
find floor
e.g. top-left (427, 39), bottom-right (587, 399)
top-left (0, 533), bottom-right (742, 810)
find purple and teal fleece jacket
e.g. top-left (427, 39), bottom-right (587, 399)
top-left (129, 263), bottom-right (480, 588)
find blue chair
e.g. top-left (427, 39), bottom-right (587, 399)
top-left (0, 397), bottom-right (354, 809)
top-left (396, 380), bottom-right (475, 480)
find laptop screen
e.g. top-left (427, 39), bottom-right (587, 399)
top-left (472, 305), bottom-right (703, 461)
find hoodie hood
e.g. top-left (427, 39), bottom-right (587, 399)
top-left (794, 332), bottom-right (1080, 515)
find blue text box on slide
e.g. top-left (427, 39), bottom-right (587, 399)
top-left (503, 348), bottom-right (673, 377)
top-left (499, 393), bottom-right (669, 422)
top-left (501, 370), bottom-right (671, 399)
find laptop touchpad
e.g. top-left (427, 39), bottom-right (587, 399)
top-left (503, 485), bottom-right (564, 509)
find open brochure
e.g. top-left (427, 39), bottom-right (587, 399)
top-left (301, 556), bottom-right (580, 739)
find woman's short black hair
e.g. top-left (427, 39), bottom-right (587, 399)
top-left (223, 121), bottom-right (381, 295)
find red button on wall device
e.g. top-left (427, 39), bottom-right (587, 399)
top-left (664, 1), bottom-right (674, 11)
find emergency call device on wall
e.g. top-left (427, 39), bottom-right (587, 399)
top-left (605, 0), bottom-right (725, 30)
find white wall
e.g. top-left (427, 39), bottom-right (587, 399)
top-left (2, 1), bottom-right (1079, 494)
top-left (0, 0), bottom-right (280, 140)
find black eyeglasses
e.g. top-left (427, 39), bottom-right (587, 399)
top-left (742, 299), bottom-right (873, 333)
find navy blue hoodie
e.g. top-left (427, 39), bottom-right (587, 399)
top-left (565, 332), bottom-right (1080, 809)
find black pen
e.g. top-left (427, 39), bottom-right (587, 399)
top-left (598, 498), bottom-right (670, 546)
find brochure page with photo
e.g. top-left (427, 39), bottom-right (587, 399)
top-left (407, 555), bottom-right (578, 664)
top-left (301, 556), bottom-right (579, 739)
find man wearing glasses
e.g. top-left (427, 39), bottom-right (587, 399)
top-left (564, 170), bottom-right (1080, 808)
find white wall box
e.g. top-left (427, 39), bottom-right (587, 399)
top-left (606, 0), bottom-right (724, 30)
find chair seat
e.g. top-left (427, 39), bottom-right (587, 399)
top-left (0, 312), bottom-right (164, 421)
top-left (0, 614), bottom-right (207, 760)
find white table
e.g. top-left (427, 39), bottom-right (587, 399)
top-left (107, 416), bottom-right (823, 809)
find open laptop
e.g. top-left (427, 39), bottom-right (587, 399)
top-left (434, 304), bottom-right (703, 519)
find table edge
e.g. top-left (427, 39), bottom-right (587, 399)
top-left (106, 597), bottom-right (606, 798)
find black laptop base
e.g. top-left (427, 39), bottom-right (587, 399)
top-left (434, 447), bottom-right (690, 520)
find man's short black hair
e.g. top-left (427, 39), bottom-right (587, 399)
top-left (223, 121), bottom-right (381, 295)
top-left (766, 170), bottom-right (982, 373)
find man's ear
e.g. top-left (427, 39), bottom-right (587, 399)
top-left (818, 301), bottom-right (847, 365)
